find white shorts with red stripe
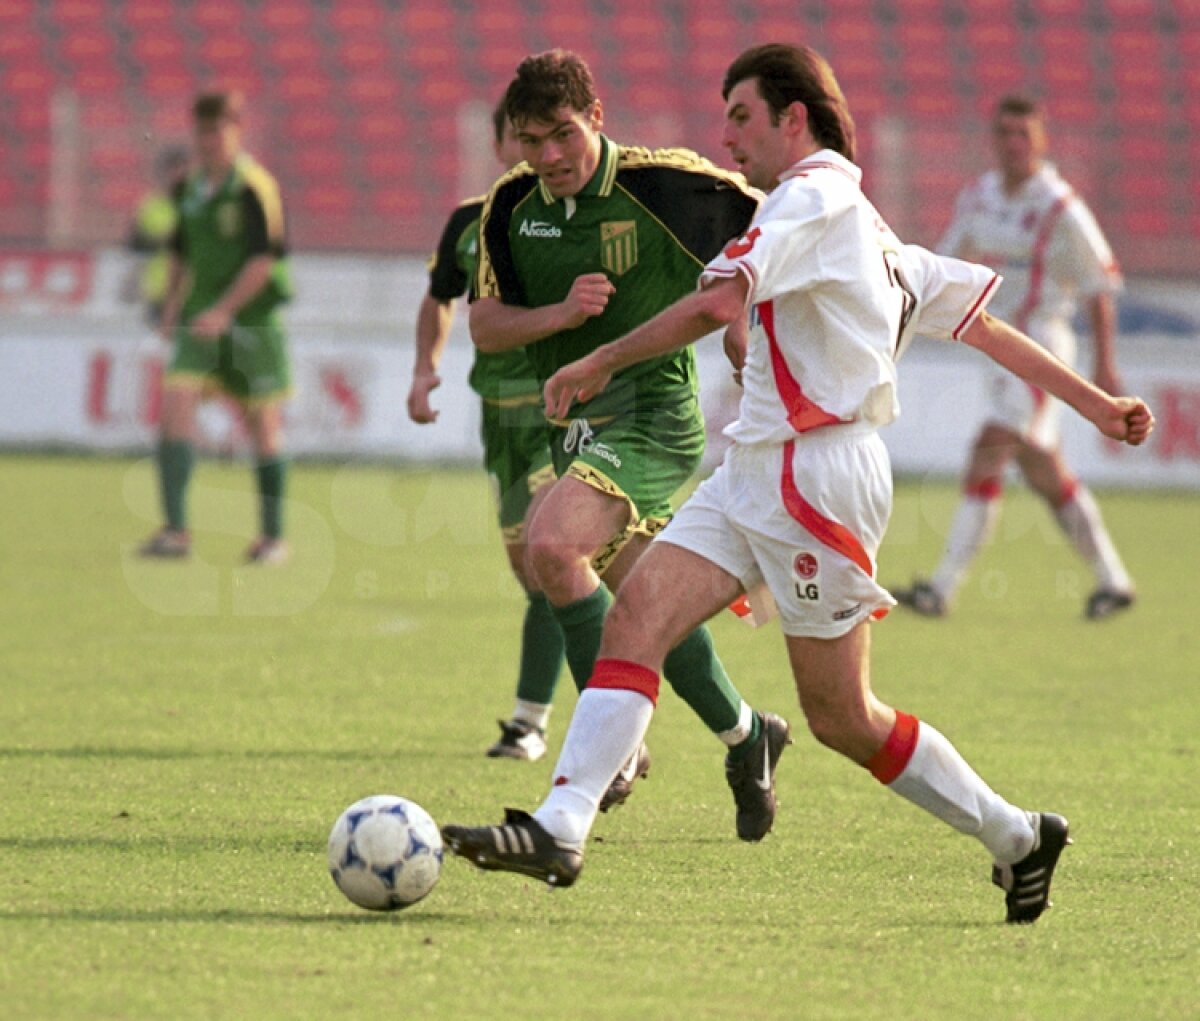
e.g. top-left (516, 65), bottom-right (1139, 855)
top-left (658, 425), bottom-right (896, 638)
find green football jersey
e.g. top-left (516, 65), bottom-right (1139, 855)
top-left (172, 153), bottom-right (293, 324)
top-left (428, 196), bottom-right (539, 401)
top-left (476, 136), bottom-right (759, 418)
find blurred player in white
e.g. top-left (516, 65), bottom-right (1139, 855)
top-left (895, 95), bottom-right (1135, 620)
top-left (441, 44), bottom-right (1154, 924)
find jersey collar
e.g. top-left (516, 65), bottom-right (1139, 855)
top-left (779, 148), bottom-right (862, 186)
top-left (536, 134), bottom-right (618, 205)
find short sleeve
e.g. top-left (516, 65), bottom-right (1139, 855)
top-left (428, 201), bottom-right (479, 303)
top-left (900, 244), bottom-right (1002, 344)
top-left (1049, 199), bottom-right (1122, 298)
top-left (700, 189), bottom-right (827, 304)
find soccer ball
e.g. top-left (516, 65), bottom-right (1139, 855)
top-left (327, 794), bottom-right (443, 911)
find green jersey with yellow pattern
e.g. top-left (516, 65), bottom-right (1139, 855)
top-left (476, 136), bottom-right (759, 419)
top-left (428, 196), bottom-right (539, 401)
top-left (172, 152), bottom-right (292, 324)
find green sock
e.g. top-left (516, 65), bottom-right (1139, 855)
top-left (663, 624), bottom-right (761, 755)
top-left (516, 592), bottom-right (566, 705)
top-left (158, 439), bottom-right (194, 531)
top-left (550, 585), bottom-right (613, 693)
top-left (255, 458), bottom-right (287, 539)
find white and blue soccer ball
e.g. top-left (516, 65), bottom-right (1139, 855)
top-left (327, 794), bottom-right (443, 911)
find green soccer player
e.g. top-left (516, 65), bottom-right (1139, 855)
top-left (468, 49), bottom-right (791, 839)
top-left (406, 102), bottom-right (565, 761)
top-left (140, 89), bottom-right (294, 565)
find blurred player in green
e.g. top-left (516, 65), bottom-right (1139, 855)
top-left (406, 102), bottom-right (565, 761)
top-left (467, 50), bottom-right (791, 838)
top-left (139, 89), bottom-right (294, 565)
top-left (125, 144), bottom-right (190, 327)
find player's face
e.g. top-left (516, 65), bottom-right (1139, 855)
top-left (194, 116), bottom-right (240, 177)
top-left (721, 79), bottom-right (791, 190)
top-left (992, 112), bottom-right (1047, 184)
top-left (514, 103), bottom-right (603, 198)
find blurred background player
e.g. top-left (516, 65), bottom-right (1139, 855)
top-left (406, 102), bottom-right (565, 761)
top-left (124, 144), bottom-right (190, 327)
top-left (139, 89), bottom-right (294, 564)
top-left (894, 95), bottom-right (1134, 620)
top-left (469, 49), bottom-right (790, 838)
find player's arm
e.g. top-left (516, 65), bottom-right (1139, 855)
top-left (960, 310), bottom-right (1153, 445)
top-left (722, 312), bottom-right (749, 386)
top-left (544, 273), bottom-right (748, 420)
top-left (189, 255), bottom-right (275, 339)
top-left (470, 274), bottom-right (615, 353)
top-left (158, 251), bottom-right (189, 342)
top-left (1085, 290), bottom-right (1122, 396)
top-left (408, 292), bottom-right (454, 424)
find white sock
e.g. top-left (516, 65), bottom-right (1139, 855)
top-left (512, 699), bottom-right (551, 732)
top-left (533, 688), bottom-right (654, 848)
top-left (1055, 486), bottom-right (1132, 593)
top-left (717, 700), bottom-right (754, 749)
top-left (930, 494), bottom-right (1001, 600)
top-left (888, 721), bottom-right (1035, 864)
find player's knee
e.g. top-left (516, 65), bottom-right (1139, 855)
top-left (803, 703), bottom-right (873, 760)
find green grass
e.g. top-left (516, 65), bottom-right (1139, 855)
top-left (0, 454), bottom-right (1196, 1020)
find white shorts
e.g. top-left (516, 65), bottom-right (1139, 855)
top-left (982, 320), bottom-right (1074, 449)
top-left (658, 427), bottom-right (896, 639)
top-left (984, 369), bottom-right (1063, 449)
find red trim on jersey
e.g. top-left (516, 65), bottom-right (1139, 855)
top-left (760, 300), bottom-right (847, 433)
top-left (965, 477), bottom-right (1003, 500)
top-left (586, 658), bottom-right (660, 706)
top-left (779, 441), bottom-right (874, 577)
top-left (867, 711), bottom-right (921, 784)
top-left (1015, 194), bottom-right (1071, 333)
top-left (952, 272), bottom-right (1002, 340)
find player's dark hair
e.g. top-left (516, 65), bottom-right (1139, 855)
top-left (491, 98), bottom-right (509, 146)
top-left (723, 44), bottom-right (856, 162)
top-left (993, 94), bottom-right (1043, 121)
top-left (503, 49), bottom-right (597, 127)
top-left (192, 89), bottom-right (244, 124)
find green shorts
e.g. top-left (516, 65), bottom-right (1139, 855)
top-left (481, 397), bottom-right (555, 539)
top-left (165, 316), bottom-right (291, 403)
top-left (551, 395), bottom-right (705, 531)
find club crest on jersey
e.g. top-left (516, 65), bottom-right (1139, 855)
top-left (600, 220), bottom-right (637, 276)
top-left (217, 201), bottom-right (241, 238)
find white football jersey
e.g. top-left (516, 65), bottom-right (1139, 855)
top-left (701, 150), bottom-right (1000, 445)
top-left (938, 163), bottom-right (1121, 338)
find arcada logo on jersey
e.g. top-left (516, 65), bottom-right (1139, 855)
top-left (518, 219), bottom-right (562, 238)
top-left (793, 551), bottom-right (819, 601)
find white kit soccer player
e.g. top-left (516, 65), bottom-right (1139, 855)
top-left (903, 134), bottom-right (1135, 617)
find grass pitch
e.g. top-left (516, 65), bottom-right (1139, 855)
top-left (0, 454), bottom-right (1196, 1020)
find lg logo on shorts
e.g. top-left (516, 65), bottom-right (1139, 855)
top-left (793, 551), bottom-right (819, 601)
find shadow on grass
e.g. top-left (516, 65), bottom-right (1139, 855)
top-left (0, 907), bottom-right (470, 926)
top-left (0, 835), bottom-right (322, 852)
top-left (0, 746), bottom-right (481, 762)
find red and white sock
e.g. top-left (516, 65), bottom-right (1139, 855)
top-left (1055, 482), bottom-right (1132, 593)
top-left (867, 711), bottom-right (1035, 864)
top-left (930, 482), bottom-right (1002, 601)
top-left (533, 660), bottom-right (658, 848)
